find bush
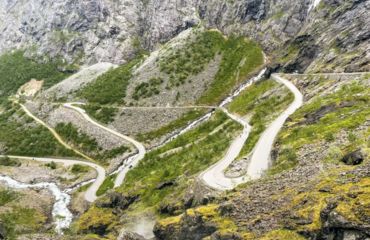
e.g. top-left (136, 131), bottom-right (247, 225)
top-left (45, 161), bottom-right (57, 169)
top-left (0, 190), bottom-right (18, 206)
top-left (83, 104), bottom-right (117, 124)
top-left (71, 164), bottom-right (89, 174)
top-left (0, 156), bottom-right (21, 167)
top-left (79, 56), bottom-right (143, 105)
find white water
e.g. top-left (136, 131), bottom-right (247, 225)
top-left (0, 175), bottom-right (73, 234)
top-left (152, 68), bottom-right (267, 150)
top-left (308, 0), bottom-right (322, 12)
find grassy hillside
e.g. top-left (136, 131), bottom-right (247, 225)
top-left (55, 122), bottom-right (129, 164)
top-left (136, 109), bottom-right (207, 143)
top-left (78, 56), bottom-right (143, 105)
top-left (0, 51), bottom-right (73, 100)
top-left (198, 36), bottom-right (264, 105)
top-left (227, 79), bottom-right (294, 158)
top-left (118, 111), bottom-right (242, 208)
top-left (270, 79), bottom-right (369, 175)
top-left (0, 101), bottom-right (74, 157)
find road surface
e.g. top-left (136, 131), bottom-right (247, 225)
top-left (200, 74), bottom-right (303, 190)
top-left (19, 102), bottom-right (96, 162)
top-left (63, 103), bottom-right (146, 187)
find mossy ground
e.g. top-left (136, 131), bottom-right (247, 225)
top-left (270, 79), bottom-right (369, 175)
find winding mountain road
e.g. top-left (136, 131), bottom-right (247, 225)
top-left (200, 74), bottom-right (303, 190)
top-left (19, 102), bottom-right (96, 162)
top-left (63, 103), bottom-right (146, 187)
top-left (0, 155), bottom-right (105, 202)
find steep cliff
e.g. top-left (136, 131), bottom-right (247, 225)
top-left (0, 0), bottom-right (368, 72)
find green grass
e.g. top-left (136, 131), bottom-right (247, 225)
top-left (55, 122), bottom-right (100, 153)
top-left (82, 104), bottom-right (118, 124)
top-left (133, 77), bottom-right (163, 100)
top-left (97, 174), bottom-right (116, 196)
top-left (95, 145), bottom-right (130, 161)
top-left (159, 29), bottom-right (263, 104)
top-left (77, 183), bottom-right (93, 193)
top-left (160, 30), bottom-right (224, 88)
top-left (0, 102), bottom-right (75, 157)
top-left (0, 190), bottom-right (18, 206)
top-left (0, 207), bottom-right (46, 239)
top-left (227, 79), bottom-right (294, 158)
top-left (198, 36), bottom-right (264, 105)
top-left (136, 109), bottom-right (207, 142)
top-left (269, 82), bottom-right (370, 175)
top-left (118, 111), bottom-right (242, 208)
top-left (79, 56), bottom-right (143, 105)
top-left (71, 164), bottom-right (90, 174)
top-left (0, 51), bottom-right (73, 99)
top-left (0, 156), bottom-right (21, 167)
top-left (55, 122), bottom-right (129, 163)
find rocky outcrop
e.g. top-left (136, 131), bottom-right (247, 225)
top-left (96, 192), bottom-right (139, 210)
top-left (154, 212), bottom-right (218, 240)
top-left (1, 0), bottom-right (368, 72)
top-left (341, 149), bottom-right (364, 166)
top-left (118, 231), bottom-right (146, 240)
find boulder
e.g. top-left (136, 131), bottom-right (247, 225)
top-left (156, 180), bottom-right (175, 190)
top-left (341, 149), bottom-right (364, 165)
top-left (96, 192), bottom-right (139, 210)
top-left (118, 230), bottom-right (146, 240)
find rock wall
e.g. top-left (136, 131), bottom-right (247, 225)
top-left (0, 0), bottom-right (368, 71)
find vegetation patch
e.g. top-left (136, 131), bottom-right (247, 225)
top-left (75, 206), bottom-right (118, 235)
top-left (71, 164), bottom-right (90, 174)
top-left (160, 30), bottom-right (224, 88)
top-left (83, 104), bottom-right (118, 124)
top-left (0, 207), bottom-right (47, 239)
top-left (198, 35), bottom-right (264, 105)
top-left (270, 82), bottom-right (369, 174)
top-left (0, 190), bottom-right (18, 206)
top-left (79, 56), bottom-right (143, 105)
top-left (132, 77), bottom-right (163, 100)
top-left (0, 102), bottom-right (75, 157)
top-left (0, 51), bottom-right (73, 100)
top-left (259, 229), bottom-right (306, 240)
top-left (136, 109), bottom-right (207, 142)
top-left (118, 111), bottom-right (242, 209)
top-left (55, 122), bottom-right (129, 163)
top-left (96, 174), bottom-right (116, 196)
top-left (0, 156), bottom-right (21, 167)
top-left (55, 122), bottom-right (99, 154)
top-left (158, 29), bottom-right (263, 104)
top-left (227, 79), bottom-right (294, 158)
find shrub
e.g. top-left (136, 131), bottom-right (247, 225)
top-left (45, 161), bottom-right (57, 169)
top-left (71, 164), bottom-right (89, 174)
top-left (79, 56), bottom-right (143, 105)
top-left (0, 156), bottom-right (21, 167)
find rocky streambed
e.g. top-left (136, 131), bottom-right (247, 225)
top-left (0, 175), bottom-right (73, 234)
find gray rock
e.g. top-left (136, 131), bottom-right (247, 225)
top-left (342, 149), bottom-right (364, 166)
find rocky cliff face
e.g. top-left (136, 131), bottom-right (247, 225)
top-left (1, 0), bottom-right (368, 71)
